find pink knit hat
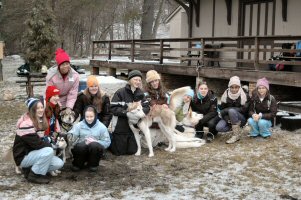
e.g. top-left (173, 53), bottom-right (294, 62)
top-left (256, 77), bottom-right (269, 90)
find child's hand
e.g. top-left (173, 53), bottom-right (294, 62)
top-left (85, 137), bottom-right (97, 145)
top-left (252, 114), bottom-right (260, 122)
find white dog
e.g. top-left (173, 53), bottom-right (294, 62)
top-left (127, 102), bottom-right (154, 157)
top-left (140, 86), bottom-right (206, 149)
top-left (127, 102), bottom-right (177, 157)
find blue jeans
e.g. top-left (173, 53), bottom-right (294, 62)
top-left (20, 147), bottom-right (64, 175)
top-left (247, 118), bottom-right (272, 137)
top-left (216, 108), bottom-right (246, 132)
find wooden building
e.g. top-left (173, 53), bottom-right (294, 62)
top-left (90, 0), bottom-right (301, 101)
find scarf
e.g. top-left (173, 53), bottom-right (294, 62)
top-left (197, 92), bottom-right (205, 101)
top-left (85, 117), bottom-right (97, 128)
top-left (221, 88), bottom-right (247, 105)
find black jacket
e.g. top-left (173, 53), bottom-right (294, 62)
top-left (73, 92), bottom-right (112, 127)
top-left (191, 90), bottom-right (218, 125)
top-left (249, 91), bottom-right (277, 121)
top-left (110, 84), bottom-right (150, 135)
top-left (220, 92), bottom-right (250, 121)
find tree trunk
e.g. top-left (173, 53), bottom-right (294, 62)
top-left (141, 0), bottom-right (154, 40)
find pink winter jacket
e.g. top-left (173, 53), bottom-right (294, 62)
top-left (46, 66), bottom-right (79, 109)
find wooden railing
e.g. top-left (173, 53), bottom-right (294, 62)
top-left (92, 36), bottom-right (301, 71)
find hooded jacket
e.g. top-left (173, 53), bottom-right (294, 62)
top-left (13, 114), bottom-right (51, 166)
top-left (46, 66), bottom-right (79, 109)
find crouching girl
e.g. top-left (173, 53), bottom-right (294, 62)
top-left (248, 77), bottom-right (277, 138)
top-left (69, 106), bottom-right (111, 172)
top-left (13, 98), bottom-right (64, 184)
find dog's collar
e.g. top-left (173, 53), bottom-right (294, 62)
top-left (133, 118), bottom-right (143, 129)
top-left (182, 123), bottom-right (195, 128)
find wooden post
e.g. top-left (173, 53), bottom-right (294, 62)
top-left (108, 41), bottom-right (112, 60)
top-left (27, 75), bottom-right (33, 97)
top-left (249, 82), bottom-right (256, 97)
top-left (92, 41), bottom-right (95, 59)
top-left (0, 41), bottom-right (4, 81)
top-left (108, 68), bottom-right (116, 77)
top-left (201, 38), bottom-right (205, 67)
top-left (131, 40), bottom-right (135, 62)
top-left (92, 66), bottom-right (99, 75)
top-left (159, 39), bottom-right (164, 64)
top-left (254, 37), bottom-right (259, 70)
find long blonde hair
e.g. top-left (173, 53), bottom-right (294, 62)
top-left (28, 101), bottom-right (48, 131)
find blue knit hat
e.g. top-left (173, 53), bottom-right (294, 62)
top-left (185, 89), bottom-right (194, 98)
top-left (25, 98), bottom-right (40, 110)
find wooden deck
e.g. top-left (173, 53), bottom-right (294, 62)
top-left (90, 35), bottom-right (301, 88)
top-left (90, 59), bottom-right (301, 88)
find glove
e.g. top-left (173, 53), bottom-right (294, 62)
top-left (85, 137), bottom-right (97, 145)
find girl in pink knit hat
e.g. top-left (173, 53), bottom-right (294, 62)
top-left (247, 77), bottom-right (277, 138)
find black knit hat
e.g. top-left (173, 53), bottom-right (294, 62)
top-left (128, 70), bottom-right (142, 80)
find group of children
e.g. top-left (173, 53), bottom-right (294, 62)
top-left (12, 48), bottom-right (277, 184)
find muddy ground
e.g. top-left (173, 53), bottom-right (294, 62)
top-left (0, 56), bottom-right (300, 200)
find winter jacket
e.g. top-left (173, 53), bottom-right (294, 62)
top-left (13, 114), bottom-right (51, 166)
top-left (249, 92), bottom-right (277, 121)
top-left (111, 84), bottom-right (150, 134)
top-left (69, 119), bottom-right (111, 149)
top-left (191, 90), bottom-right (218, 125)
top-left (46, 66), bottom-right (79, 109)
top-left (73, 92), bottom-right (112, 127)
top-left (219, 92), bottom-right (250, 121)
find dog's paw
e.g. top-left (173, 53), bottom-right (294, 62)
top-left (55, 170), bottom-right (61, 174)
top-left (164, 147), bottom-right (171, 151)
top-left (169, 147), bottom-right (176, 152)
top-left (135, 151), bottom-right (141, 156)
top-left (148, 153), bottom-right (154, 157)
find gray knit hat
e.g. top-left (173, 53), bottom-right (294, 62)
top-left (128, 70), bottom-right (142, 80)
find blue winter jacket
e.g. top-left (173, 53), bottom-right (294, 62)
top-left (69, 120), bottom-right (111, 149)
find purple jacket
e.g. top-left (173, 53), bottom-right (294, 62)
top-left (46, 66), bottom-right (79, 109)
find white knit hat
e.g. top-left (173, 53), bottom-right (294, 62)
top-left (146, 70), bottom-right (160, 83)
top-left (228, 76), bottom-right (241, 87)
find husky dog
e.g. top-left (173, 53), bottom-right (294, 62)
top-left (127, 102), bottom-right (154, 157)
top-left (141, 86), bottom-right (206, 149)
top-left (49, 133), bottom-right (68, 176)
top-left (60, 110), bottom-right (76, 133)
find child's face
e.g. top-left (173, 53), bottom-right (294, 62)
top-left (150, 79), bottom-right (160, 89)
top-left (198, 84), bottom-right (208, 97)
top-left (229, 84), bottom-right (240, 94)
top-left (50, 94), bottom-right (60, 105)
top-left (36, 102), bottom-right (44, 118)
top-left (257, 86), bottom-right (267, 97)
top-left (88, 85), bottom-right (98, 95)
top-left (183, 95), bottom-right (192, 103)
top-left (85, 110), bottom-right (95, 124)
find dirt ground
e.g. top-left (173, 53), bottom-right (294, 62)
top-left (0, 57), bottom-right (301, 200)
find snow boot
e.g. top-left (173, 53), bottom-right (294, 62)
top-left (203, 127), bottom-right (214, 143)
top-left (226, 124), bottom-right (241, 144)
top-left (27, 170), bottom-right (50, 184)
